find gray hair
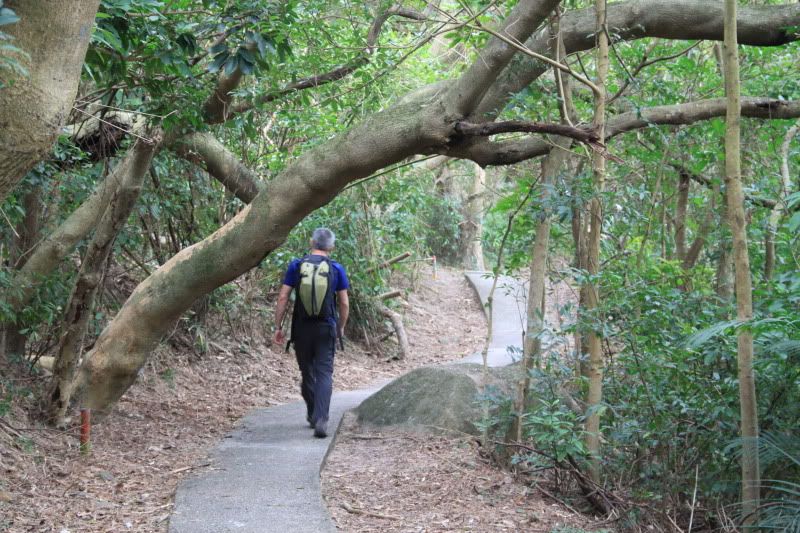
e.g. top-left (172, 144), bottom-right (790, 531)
top-left (311, 227), bottom-right (336, 251)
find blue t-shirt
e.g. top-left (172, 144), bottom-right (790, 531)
top-left (284, 255), bottom-right (349, 328)
top-left (283, 255), bottom-right (350, 291)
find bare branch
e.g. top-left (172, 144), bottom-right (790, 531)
top-left (467, 21), bottom-right (601, 96)
top-left (445, 0), bottom-right (561, 116)
top-left (476, 0), bottom-right (800, 120)
top-left (450, 97), bottom-right (800, 166)
top-left (454, 120), bottom-right (598, 144)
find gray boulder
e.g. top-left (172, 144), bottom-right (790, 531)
top-left (356, 362), bottom-right (518, 435)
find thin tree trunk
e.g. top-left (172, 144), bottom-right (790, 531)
top-left (675, 170), bottom-right (690, 261)
top-left (46, 137), bottom-right (157, 425)
top-left (571, 161), bottom-right (589, 379)
top-left (514, 23), bottom-right (577, 440)
top-left (0, 0), bottom-right (100, 202)
top-left (2, 183), bottom-right (44, 358)
top-left (513, 138), bottom-right (572, 441)
top-left (462, 163), bottom-right (486, 271)
top-left (584, 0), bottom-right (609, 484)
top-left (723, 0), bottom-right (760, 521)
top-left (764, 119), bottom-right (800, 280)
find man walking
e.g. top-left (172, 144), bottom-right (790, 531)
top-left (273, 228), bottom-right (349, 438)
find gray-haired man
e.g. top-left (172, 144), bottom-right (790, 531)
top-left (273, 228), bottom-right (350, 438)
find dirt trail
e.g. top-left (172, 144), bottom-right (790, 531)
top-left (321, 269), bottom-right (594, 533)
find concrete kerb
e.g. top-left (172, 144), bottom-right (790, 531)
top-left (168, 271), bottom-right (525, 532)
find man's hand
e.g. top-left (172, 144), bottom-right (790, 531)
top-left (274, 328), bottom-right (286, 346)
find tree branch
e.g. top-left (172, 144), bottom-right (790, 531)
top-left (670, 163), bottom-right (779, 210)
top-left (445, 0), bottom-right (561, 116)
top-left (171, 132), bottom-right (263, 203)
top-left (455, 119), bottom-right (597, 144)
top-left (449, 97), bottom-right (800, 166)
top-left (475, 0), bottom-right (800, 120)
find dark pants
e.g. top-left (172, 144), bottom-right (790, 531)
top-left (293, 322), bottom-right (336, 424)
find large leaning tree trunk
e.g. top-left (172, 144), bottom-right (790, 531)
top-left (0, 0), bottom-right (100, 202)
top-left (584, 0), bottom-right (609, 484)
top-left (68, 0), bottom-right (800, 418)
top-left (71, 0), bottom-right (563, 416)
top-left (46, 137), bottom-right (157, 426)
top-left (723, 0), bottom-right (760, 522)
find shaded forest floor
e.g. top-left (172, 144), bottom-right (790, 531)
top-left (322, 269), bottom-right (601, 533)
top-left (1, 266), bottom-right (482, 531)
top-left (1, 264), bottom-right (598, 532)
top-left (323, 413), bottom-right (595, 533)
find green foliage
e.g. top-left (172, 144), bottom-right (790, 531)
top-left (0, 0), bottom-right (28, 87)
top-left (520, 397), bottom-right (588, 465)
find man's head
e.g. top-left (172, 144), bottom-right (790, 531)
top-left (311, 227), bottom-right (336, 251)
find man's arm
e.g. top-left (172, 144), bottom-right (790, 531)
top-left (273, 284), bottom-right (293, 345)
top-left (336, 290), bottom-right (349, 337)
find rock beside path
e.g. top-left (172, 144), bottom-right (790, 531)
top-left (356, 363), bottom-right (518, 435)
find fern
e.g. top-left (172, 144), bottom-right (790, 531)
top-left (757, 339), bottom-right (800, 362)
top-left (684, 319), bottom-right (742, 349)
top-left (757, 434), bottom-right (800, 532)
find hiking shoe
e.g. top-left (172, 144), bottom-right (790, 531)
top-left (306, 414), bottom-right (314, 428)
top-left (313, 419), bottom-right (328, 439)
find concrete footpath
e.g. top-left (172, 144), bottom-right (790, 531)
top-left (169, 272), bottom-right (524, 533)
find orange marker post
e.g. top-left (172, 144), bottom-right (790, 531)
top-left (80, 408), bottom-right (91, 455)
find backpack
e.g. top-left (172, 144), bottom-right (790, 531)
top-left (294, 255), bottom-right (337, 322)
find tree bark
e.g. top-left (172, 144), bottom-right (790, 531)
top-left (47, 136), bottom-right (157, 425)
top-left (723, 0), bottom-right (760, 521)
top-left (0, 0), bottom-right (100, 202)
top-left (585, 0), bottom-right (608, 484)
